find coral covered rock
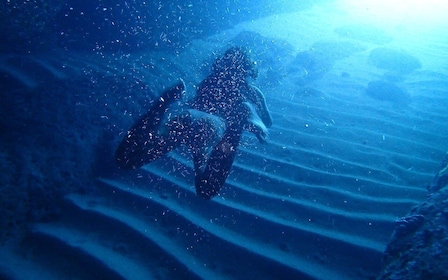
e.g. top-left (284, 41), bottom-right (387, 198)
top-left (378, 184), bottom-right (448, 279)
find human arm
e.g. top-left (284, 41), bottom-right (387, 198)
top-left (244, 85), bottom-right (273, 128)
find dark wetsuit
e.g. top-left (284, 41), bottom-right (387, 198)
top-left (116, 48), bottom-right (272, 199)
top-left (115, 82), bottom-right (187, 169)
top-left (189, 71), bottom-right (253, 198)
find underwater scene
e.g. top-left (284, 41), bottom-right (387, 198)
top-left (1, 0), bottom-right (448, 279)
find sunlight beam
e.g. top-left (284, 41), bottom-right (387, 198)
top-left (339, 0), bottom-right (448, 28)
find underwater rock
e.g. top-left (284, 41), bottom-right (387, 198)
top-left (224, 31), bottom-right (295, 88)
top-left (311, 40), bottom-right (366, 61)
top-left (369, 48), bottom-right (422, 75)
top-left (334, 25), bottom-right (393, 45)
top-left (341, 72), bottom-right (350, 78)
top-left (290, 49), bottom-right (330, 85)
top-left (1, 0), bottom-right (315, 53)
top-left (428, 151), bottom-right (448, 193)
top-left (378, 157), bottom-right (448, 280)
top-left (53, 0), bottom-right (316, 52)
top-left (0, 53), bottom-right (156, 244)
top-left (228, 31), bottom-right (295, 68)
top-left (288, 40), bottom-right (365, 86)
top-left (365, 80), bottom-right (410, 104)
top-left (393, 214), bottom-right (425, 239)
top-left (378, 190), bottom-right (448, 280)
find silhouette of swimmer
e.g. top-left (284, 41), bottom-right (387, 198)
top-left (115, 47), bottom-right (273, 199)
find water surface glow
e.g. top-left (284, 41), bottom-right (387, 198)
top-left (340, 0), bottom-right (448, 29)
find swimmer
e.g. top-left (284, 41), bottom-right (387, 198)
top-left (115, 47), bottom-right (272, 199)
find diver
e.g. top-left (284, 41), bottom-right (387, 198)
top-left (115, 47), bottom-right (273, 199)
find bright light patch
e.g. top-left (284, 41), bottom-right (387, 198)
top-left (339, 0), bottom-right (448, 28)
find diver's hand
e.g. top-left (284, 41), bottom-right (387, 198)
top-left (255, 128), bottom-right (269, 144)
top-left (242, 101), bottom-right (269, 143)
top-left (247, 85), bottom-right (273, 128)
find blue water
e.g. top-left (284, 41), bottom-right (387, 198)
top-left (1, 1), bottom-right (448, 279)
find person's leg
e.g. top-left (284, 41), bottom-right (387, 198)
top-left (115, 81), bottom-right (185, 169)
top-left (194, 124), bottom-right (244, 199)
top-left (182, 109), bottom-right (226, 174)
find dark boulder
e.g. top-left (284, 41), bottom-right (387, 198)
top-left (288, 40), bottom-right (365, 86)
top-left (369, 48), bottom-right (422, 75)
top-left (335, 25), bottom-right (393, 45)
top-left (366, 80), bottom-right (410, 104)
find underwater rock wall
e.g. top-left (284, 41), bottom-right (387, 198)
top-left (0, 66), bottom-right (101, 243)
top-left (0, 0), bottom-right (62, 53)
top-left (378, 154), bottom-right (448, 279)
top-left (1, 0), bottom-right (321, 54)
top-left (378, 187), bottom-right (448, 279)
top-left (0, 49), bottom-right (188, 243)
